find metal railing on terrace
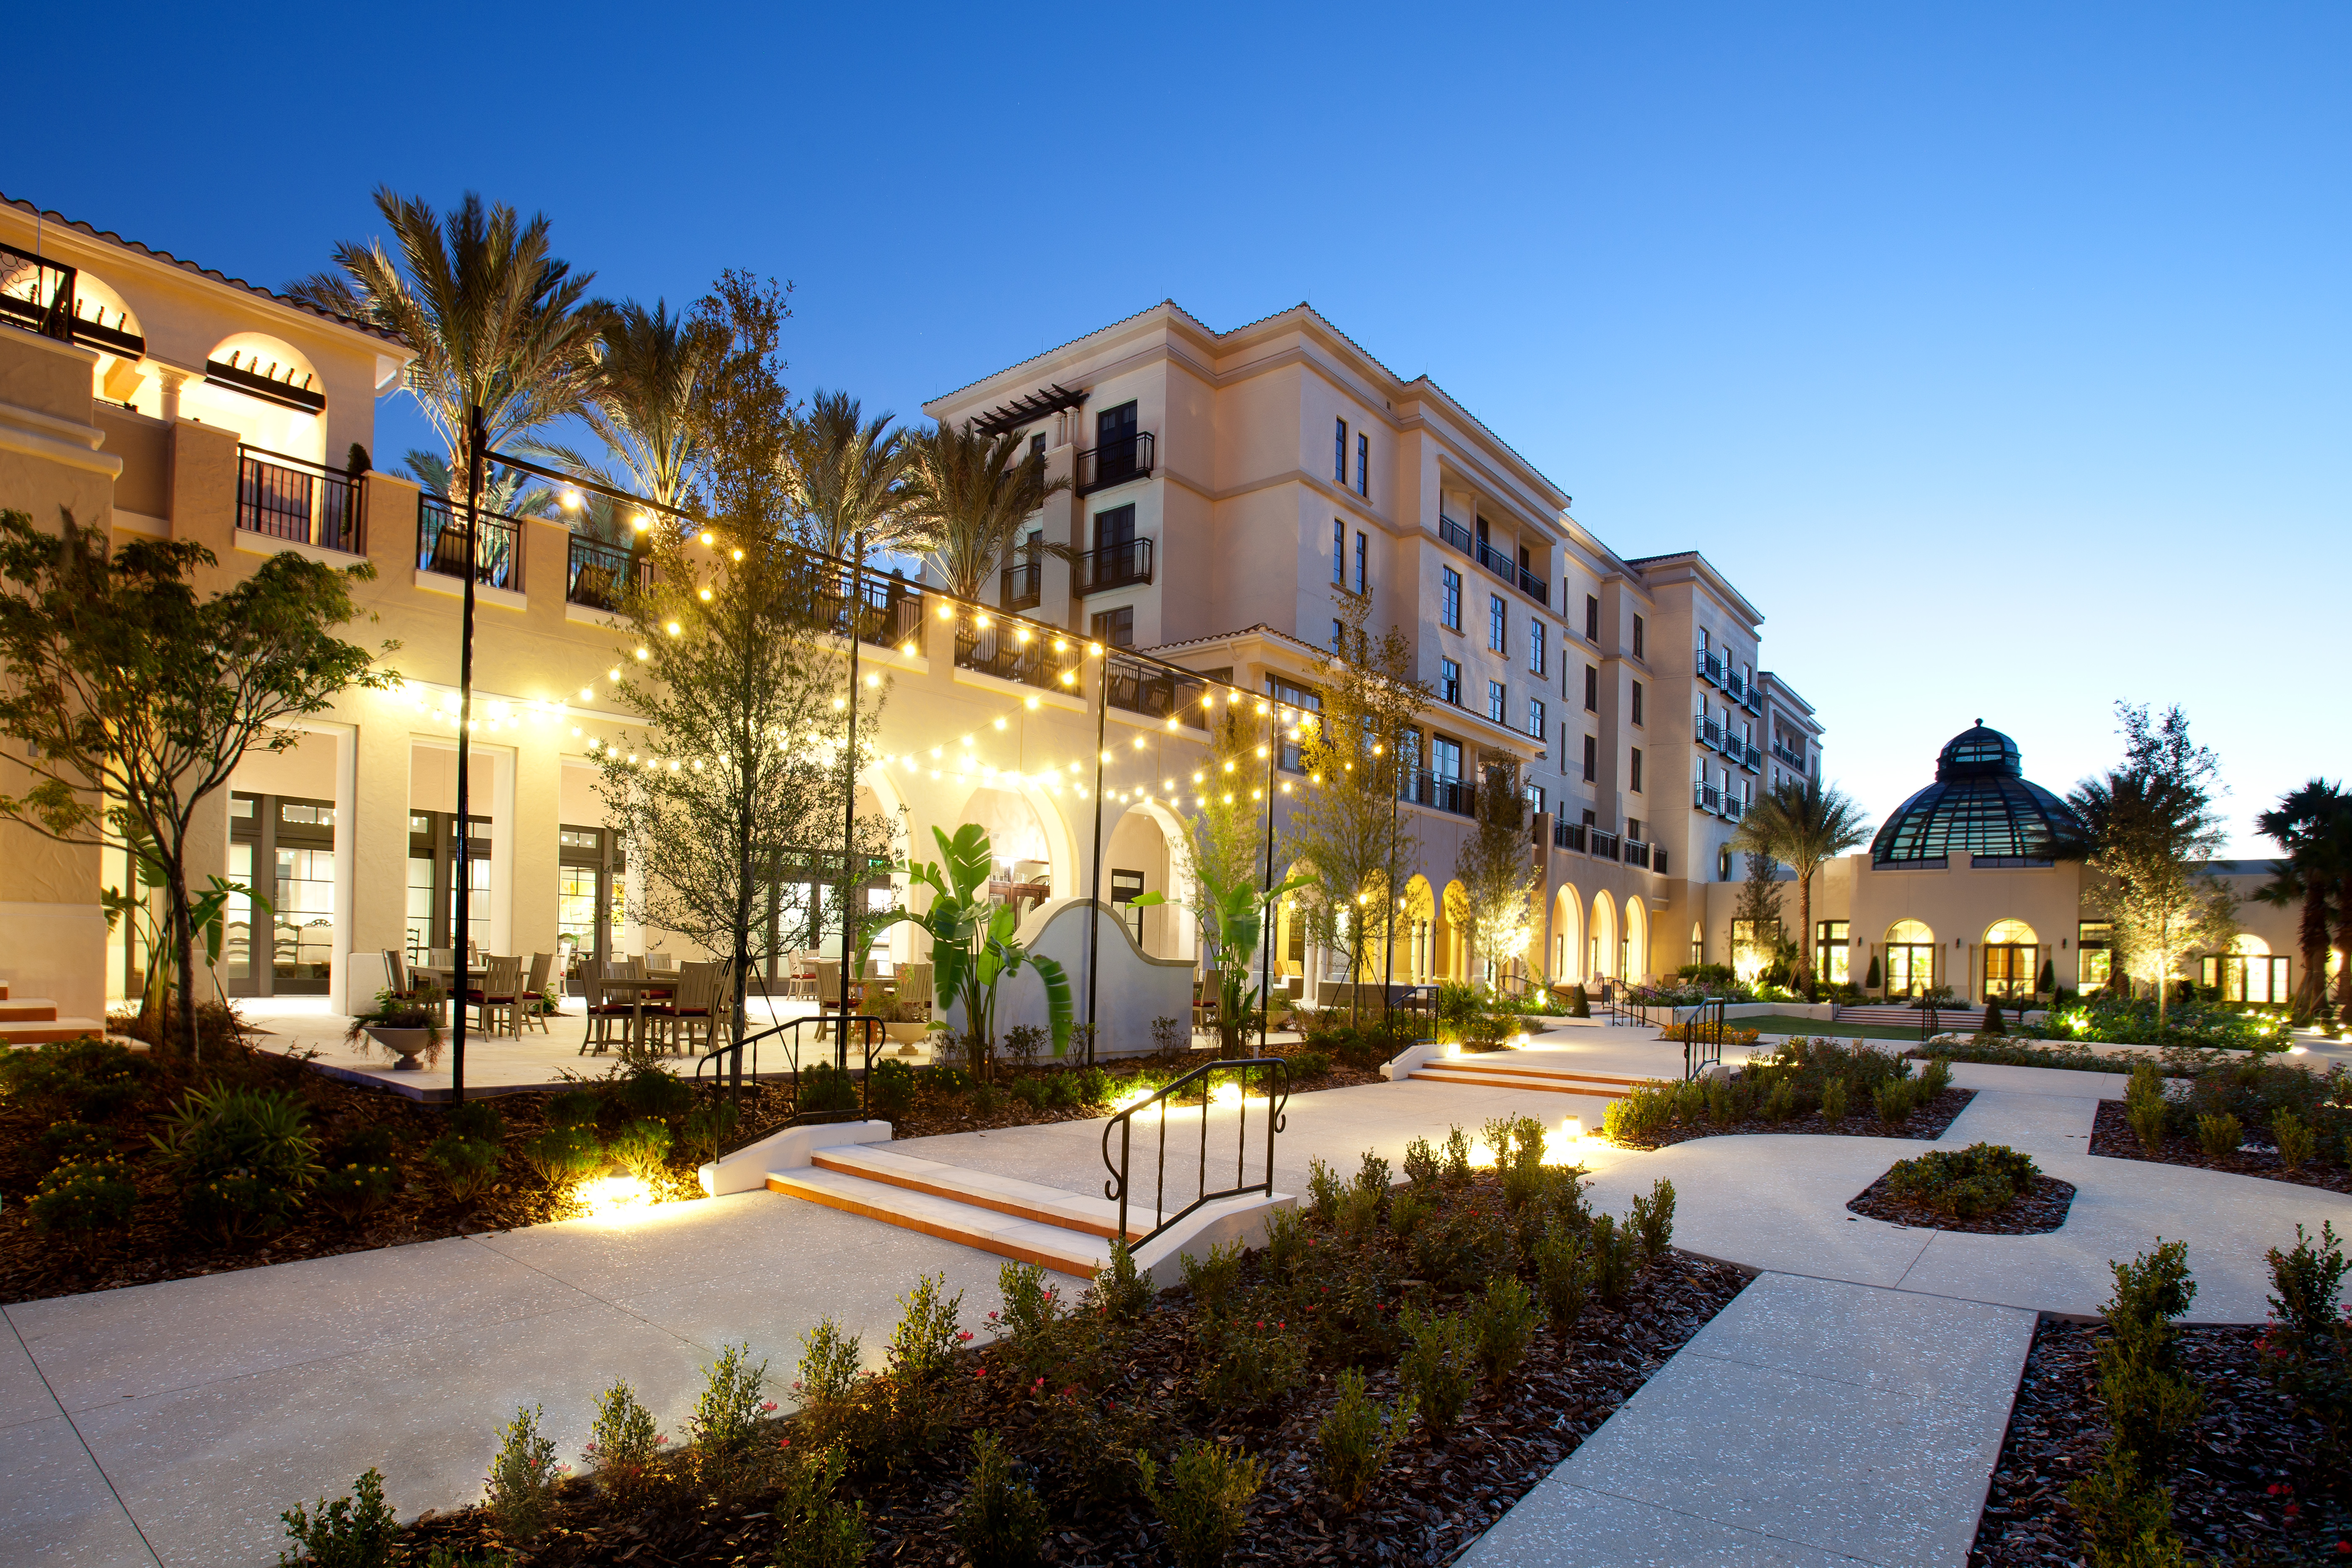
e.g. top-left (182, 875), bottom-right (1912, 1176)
top-left (1438, 515), bottom-right (1474, 555)
top-left (955, 615), bottom-right (1085, 693)
top-left (1696, 782), bottom-right (1722, 812)
top-left (1740, 684), bottom-right (1763, 714)
top-left (1698, 649), bottom-right (1724, 686)
top-left (1553, 819), bottom-right (1587, 852)
top-left (1000, 556), bottom-right (1042, 611)
top-left (239, 447), bottom-right (365, 554)
top-left (1738, 740), bottom-right (1761, 770)
top-left (417, 495), bottom-right (524, 591)
top-left (1401, 771), bottom-right (1474, 817)
top-left (0, 244), bottom-right (146, 357)
top-left (1589, 829), bottom-right (1621, 861)
top-left (565, 534), bottom-right (647, 611)
top-left (1625, 838), bottom-right (1652, 869)
top-left (1772, 740), bottom-right (1808, 771)
top-left (1077, 536), bottom-right (1153, 593)
top-left (1078, 431), bottom-right (1154, 494)
top-left (810, 566), bottom-right (925, 652)
top-left (1104, 658), bottom-right (1219, 724)
top-left (1700, 717), bottom-right (1725, 751)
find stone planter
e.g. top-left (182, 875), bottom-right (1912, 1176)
top-left (366, 1026), bottom-right (437, 1071)
top-left (881, 1020), bottom-right (931, 1057)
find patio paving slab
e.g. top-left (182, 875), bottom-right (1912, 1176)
top-left (0, 1414), bottom-right (159, 1568)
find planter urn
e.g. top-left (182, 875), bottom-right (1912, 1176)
top-left (366, 1026), bottom-right (436, 1071)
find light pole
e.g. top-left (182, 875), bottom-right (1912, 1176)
top-left (1256, 703), bottom-right (1279, 1056)
top-left (451, 402), bottom-right (485, 1106)
top-left (838, 536), bottom-right (863, 1072)
top-left (1083, 647), bottom-right (1112, 1067)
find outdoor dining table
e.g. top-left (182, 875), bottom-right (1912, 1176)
top-left (597, 974), bottom-right (678, 1055)
top-left (410, 966), bottom-right (486, 1029)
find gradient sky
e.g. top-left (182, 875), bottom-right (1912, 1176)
top-left (13, 3), bottom-right (2344, 854)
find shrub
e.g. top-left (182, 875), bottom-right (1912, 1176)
top-left (1763, 1078), bottom-right (1795, 1123)
top-left (1400, 1135), bottom-right (1440, 1187)
top-left (1137, 1438), bottom-right (1266, 1568)
top-left (1918, 1057), bottom-right (1953, 1098)
top-left (953, 1428), bottom-right (1046, 1568)
top-left (611, 1117), bottom-right (674, 1182)
top-left (1603, 1081), bottom-right (1675, 1142)
top-left (1982, 998), bottom-right (2006, 1036)
top-left (0, 1036), bottom-right (153, 1121)
top-left (772, 1442), bottom-right (871, 1568)
top-left (1872, 1077), bottom-right (1919, 1125)
top-left (151, 1083), bottom-right (320, 1243)
top-left (2067, 1444), bottom-right (2188, 1568)
top-left (882, 1272), bottom-right (965, 1453)
top-left (1336, 1184), bottom-right (1380, 1239)
top-left (584, 1379), bottom-right (664, 1503)
top-left (2126, 1064), bottom-right (2171, 1152)
top-left (1533, 1220), bottom-right (1589, 1329)
top-left (547, 1088), bottom-right (602, 1128)
top-left (1397, 1302), bottom-right (1479, 1431)
top-left (1197, 1314), bottom-right (1306, 1412)
top-left (1007, 1077), bottom-right (1048, 1109)
top-left (1821, 1077), bottom-right (1849, 1121)
top-left (1151, 1016), bottom-right (1188, 1055)
top-left (426, 1132), bottom-right (500, 1204)
top-left (798, 1062), bottom-right (861, 1117)
top-left (2099, 1240), bottom-right (2202, 1470)
top-left (279, 1466), bottom-right (400, 1568)
top-left (2264, 1221), bottom-right (2347, 1341)
top-left (1882, 1143), bottom-right (2039, 1219)
top-left (1305, 1158), bottom-right (1344, 1222)
top-left (690, 1341), bottom-right (775, 1497)
top-left (680, 1098), bottom-right (740, 1165)
top-left (926, 1064), bottom-right (973, 1096)
top-left (312, 1158), bottom-right (399, 1226)
top-left (484, 1404), bottom-right (562, 1542)
top-left (1180, 1240), bottom-right (1243, 1315)
top-left (614, 1065), bottom-right (693, 1122)
top-left (520, 1123), bottom-right (602, 1189)
top-left (2271, 1109), bottom-right (2315, 1171)
top-left (1442, 1125), bottom-right (1473, 1184)
top-left (795, 1315), bottom-right (864, 1414)
top-left (30, 1154), bottom-right (137, 1242)
top-left (1567, 983), bottom-right (1590, 1017)
top-left (1588, 1213), bottom-right (1637, 1308)
top-left (1289, 1050), bottom-right (1331, 1080)
top-left (993, 1261), bottom-right (1068, 1380)
top-left (1470, 1274), bottom-right (1539, 1380)
top-left (2194, 1112), bottom-right (2242, 1160)
top-left (1263, 1203), bottom-right (1309, 1273)
top-left (1630, 1178), bottom-right (1676, 1261)
top-left (1316, 1366), bottom-right (1413, 1513)
top-left (1090, 1240), bottom-right (1152, 1321)
top-left (450, 1099), bottom-right (505, 1142)
top-left (1386, 1189), bottom-right (1427, 1240)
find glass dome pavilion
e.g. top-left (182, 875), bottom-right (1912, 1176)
top-left (1869, 722), bottom-right (2086, 866)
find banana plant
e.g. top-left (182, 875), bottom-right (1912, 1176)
top-left (879, 823), bottom-right (1071, 1066)
top-left (1183, 864), bottom-right (1314, 1056)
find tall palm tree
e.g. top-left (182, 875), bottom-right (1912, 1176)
top-left (400, 452), bottom-right (556, 518)
top-left (2259, 780), bottom-right (2352, 1030)
top-left (1732, 775), bottom-right (1871, 995)
top-left (785, 390), bottom-right (917, 558)
top-left (900, 421), bottom-right (1068, 600)
top-left (526, 299), bottom-right (718, 525)
top-left (289, 188), bottom-right (604, 480)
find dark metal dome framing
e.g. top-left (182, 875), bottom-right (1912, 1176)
top-left (1869, 721), bottom-right (2086, 865)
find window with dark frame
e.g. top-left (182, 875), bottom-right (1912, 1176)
top-left (1487, 680), bottom-right (1506, 722)
top-left (1630, 748), bottom-right (1643, 793)
top-left (1090, 606), bottom-right (1134, 648)
top-left (1440, 658), bottom-right (1462, 706)
top-left (1529, 618), bottom-right (1546, 675)
top-left (1110, 869), bottom-right (1146, 947)
top-left (1583, 665), bottom-right (1598, 711)
top-left (1631, 681), bottom-right (1644, 725)
top-left (1582, 734), bottom-right (1598, 782)
top-left (1354, 531), bottom-right (1367, 593)
top-left (1632, 614), bottom-right (1645, 658)
top-left (1355, 432), bottom-right (1368, 496)
top-left (1585, 594), bottom-right (1599, 641)
top-left (1488, 594), bottom-right (1506, 652)
top-left (1440, 566), bottom-right (1462, 630)
top-left (1334, 418), bottom-right (1348, 482)
top-left (1331, 617), bottom-right (1344, 652)
top-left (1528, 695), bottom-right (1545, 738)
top-left (1332, 518), bottom-right (1344, 585)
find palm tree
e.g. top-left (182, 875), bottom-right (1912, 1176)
top-left (2258, 780), bottom-right (2352, 1029)
top-left (525, 299), bottom-right (718, 526)
top-left (289, 188), bottom-right (604, 480)
top-left (400, 452), bottom-right (557, 518)
top-left (900, 421), bottom-right (1068, 600)
top-left (786, 390), bottom-right (918, 559)
top-left (1733, 776), bottom-right (1871, 995)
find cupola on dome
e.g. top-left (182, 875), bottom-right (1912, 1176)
top-left (1869, 721), bottom-right (2086, 866)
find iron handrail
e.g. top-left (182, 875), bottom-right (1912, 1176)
top-left (692, 1011), bottom-right (890, 1129)
top-left (1100, 1055), bottom-right (1289, 1251)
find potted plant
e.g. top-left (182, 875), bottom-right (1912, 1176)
top-left (346, 982), bottom-right (446, 1071)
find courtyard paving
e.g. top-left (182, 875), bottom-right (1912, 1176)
top-left (3, 1037), bottom-right (2345, 1566)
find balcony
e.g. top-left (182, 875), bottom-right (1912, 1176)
top-left (1772, 740), bottom-right (1808, 771)
top-left (0, 242), bottom-right (146, 358)
top-left (812, 567), bottom-right (926, 652)
top-left (1725, 669), bottom-right (1747, 703)
top-left (1696, 782), bottom-right (1722, 813)
top-left (1000, 556), bottom-right (1041, 612)
top-left (954, 615), bottom-right (1084, 694)
top-left (1698, 649), bottom-right (1724, 686)
top-left (417, 495), bottom-right (522, 591)
top-left (1700, 717), bottom-right (1725, 751)
top-left (1438, 515), bottom-right (1474, 555)
top-left (1104, 660), bottom-right (1217, 723)
top-left (1553, 819), bottom-right (1587, 852)
top-left (1077, 431), bottom-right (1154, 495)
top-left (1401, 771), bottom-right (1475, 818)
top-left (1516, 562), bottom-right (1549, 606)
top-left (240, 448), bottom-right (365, 554)
top-left (566, 534), bottom-right (647, 611)
top-left (1624, 838), bottom-right (1652, 869)
top-left (1076, 536), bottom-right (1154, 594)
top-left (1722, 797), bottom-right (1746, 824)
top-left (1589, 830), bottom-right (1621, 861)
top-left (1738, 740), bottom-right (1761, 771)
top-left (1740, 683), bottom-right (1763, 715)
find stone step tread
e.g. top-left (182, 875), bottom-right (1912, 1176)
top-left (811, 1145), bottom-right (1143, 1241)
top-left (0, 1000), bottom-right (62, 1021)
top-left (1410, 1069), bottom-right (1631, 1098)
top-left (0, 1017), bottom-right (108, 1044)
top-left (1426, 1057), bottom-right (1642, 1086)
top-left (766, 1166), bottom-right (1109, 1278)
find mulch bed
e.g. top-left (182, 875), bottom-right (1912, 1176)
top-left (1968, 1318), bottom-right (2350, 1566)
top-left (2087, 1101), bottom-right (2352, 1195)
top-left (888, 1046), bottom-right (1385, 1140)
top-left (1844, 1173), bottom-right (2077, 1235)
top-left (396, 1222), bottom-right (1753, 1567)
top-left (1609, 1087), bottom-right (1977, 1150)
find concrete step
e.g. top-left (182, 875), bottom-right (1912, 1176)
top-left (0, 1017), bottom-right (108, 1046)
top-left (0, 999), bottom-right (60, 1023)
top-left (810, 1145), bottom-right (1145, 1242)
top-left (1410, 1066), bottom-right (1636, 1099)
top-left (1832, 1005), bottom-right (1986, 1029)
top-left (767, 1163), bottom-right (1114, 1278)
top-left (0, 981), bottom-right (12, 1000)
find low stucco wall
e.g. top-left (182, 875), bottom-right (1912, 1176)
top-left (971, 897), bottom-right (1193, 1059)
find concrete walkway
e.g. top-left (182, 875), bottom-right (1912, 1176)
top-left (3, 1054), bottom-right (2345, 1566)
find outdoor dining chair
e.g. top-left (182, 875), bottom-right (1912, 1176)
top-left (578, 962), bottom-right (634, 1054)
top-left (664, 960), bottom-right (724, 1056)
top-left (519, 952), bottom-right (556, 1033)
top-left (469, 954), bottom-right (525, 1037)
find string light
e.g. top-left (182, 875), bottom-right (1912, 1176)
top-left (699, 530), bottom-right (714, 544)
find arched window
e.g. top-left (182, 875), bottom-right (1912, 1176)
top-left (1884, 919), bottom-right (1935, 997)
top-left (1982, 919), bottom-right (2043, 1001)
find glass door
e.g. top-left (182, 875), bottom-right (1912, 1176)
top-left (1885, 944), bottom-right (1935, 997)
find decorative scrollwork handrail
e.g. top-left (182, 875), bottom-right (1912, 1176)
top-left (1099, 1056), bottom-right (1289, 1251)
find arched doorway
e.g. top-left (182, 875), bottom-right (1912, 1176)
top-left (1885, 918), bottom-right (1935, 997)
top-left (1689, 921), bottom-right (1704, 970)
top-left (1981, 918), bottom-right (2041, 1001)
top-left (1401, 875), bottom-right (1435, 982)
top-left (1438, 879), bottom-right (1468, 980)
top-left (1551, 883), bottom-right (1583, 982)
top-left (2202, 933), bottom-right (2286, 1004)
top-left (1625, 898), bottom-right (1648, 983)
top-left (1591, 892), bottom-right (1618, 980)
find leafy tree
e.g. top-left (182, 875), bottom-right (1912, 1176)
top-left (1730, 852), bottom-right (1785, 982)
top-left (0, 512), bottom-right (396, 1058)
top-left (2254, 779), bottom-right (2349, 1029)
top-left (1733, 776), bottom-right (1871, 994)
top-left (1454, 758), bottom-right (1539, 988)
top-left (2067, 704), bottom-right (2235, 1026)
top-left (1177, 705), bottom-right (1290, 1053)
top-left (289, 188), bottom-right (604, 480)
top-left (900, 422), bottom-right (1068, 599)
top-left (1287, 593), bottom-right (1427, 1019)
top-left (593, 274), bottom-right (895, 1049)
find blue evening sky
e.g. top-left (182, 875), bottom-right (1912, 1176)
top-left (12, 3), bottom-right (2344, 853)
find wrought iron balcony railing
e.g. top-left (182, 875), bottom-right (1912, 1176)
top-left (566, 534), bottom-right (647, 611)
top-left (1077, 431), bottom-right (1154, 494)
top-left (1438, 515), bottom-right (1474, 555)
top-left (416, 495), bottom-right (521, 591)
top-left (1553, 819), bottom-right (1587, 852)
top-left (1625, 838), bottom-right (1652, 869)
top-left (1077, 536), bottom-right (1153, 594)
top-left (1401, 771), bottom-right (1475, 817)
top-left (239, 448), bottom-right (365, 554)
top-left (1001, 556), bottom-right (1041, 611)
top-left (1589, 830), bottom-right (1621, 861)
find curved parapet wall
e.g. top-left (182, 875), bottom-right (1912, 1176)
top-left (947, 896), bottom-right (1194, 1059)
